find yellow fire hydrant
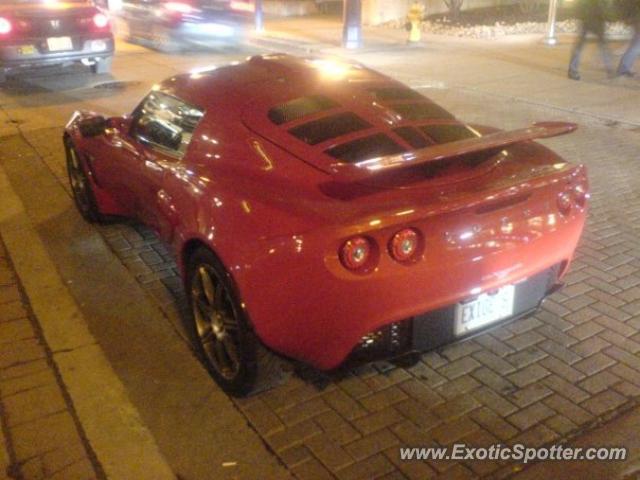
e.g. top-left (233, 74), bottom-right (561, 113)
top-left (407, 1), bottom-right (425, 43)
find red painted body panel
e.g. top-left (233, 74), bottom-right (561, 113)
top-left (64, 55), bottom-right (589, 370)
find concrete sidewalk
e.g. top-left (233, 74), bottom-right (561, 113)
top-left (0, 235), bottom-right (104, 480)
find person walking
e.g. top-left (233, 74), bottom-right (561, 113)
top-left (568, 0), bottom-right (614, 80)
top-left (616, 0), bottom-right (640, 76)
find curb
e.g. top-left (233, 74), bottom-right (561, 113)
top-left (0, 162), bottom-right (176, 480)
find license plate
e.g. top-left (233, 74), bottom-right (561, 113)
top-left (18, 45), bottom-right (37, 55)
top-left (47, 36), bottom-right (73, 52)
top-left (454, 285), bottom-right (515, 336)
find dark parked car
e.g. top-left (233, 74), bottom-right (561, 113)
top-left (120, 0), bottom-right (251, 52)
top-left (0, 0), bottom-right (114, 83)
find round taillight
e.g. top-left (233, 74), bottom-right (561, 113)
top-left (389, 228), bottom-right (420, 262)
top-left (557, 192), bottom-right (572, 215)
top-left (0, 17), bottom-right (12, 35)
top-left (93, 13), bottom-right (109, 28)
top-left (573, 185), bottom-right (588, 208)
top-left (340, 236), bottom-right (372, 270)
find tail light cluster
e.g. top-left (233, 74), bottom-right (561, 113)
top-left (78, 12), bottom-right (110, 30)
top-left (340, 227), bottom-right (423, 272)
top-left (557, 177), bottom-right (589, 216)
top-left (93, 13), bottom-right (109, 29)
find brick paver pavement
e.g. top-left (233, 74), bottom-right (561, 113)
top-left (0, 237), bottom-right (103, 480)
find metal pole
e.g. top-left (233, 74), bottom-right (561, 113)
top-left (544, 0), bottom-right (558, 45)
top-left (342, 0), bottom-right (362, 49)
top-left (255, 0), bottom-right (264, 33)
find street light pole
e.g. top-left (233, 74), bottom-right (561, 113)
top-left (544, 0), bottom-right (558, 45)
top-left (255, 0), bottom-right (264, 33)
top-left (342, 0), bottom-right (362, 49)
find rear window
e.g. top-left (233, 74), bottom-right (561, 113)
top-left (268, 95), bottom-right (338, 125)
top-left (419, 124), bottom-right (478, 144)
top-left (369, 87), bottom-right (423, 101)
top-left (390, 102), bottom-right (454, 121)
top-left (289, 112), bottom-right (370, 145)
top-left (325, 133), bottom-right (406, 163)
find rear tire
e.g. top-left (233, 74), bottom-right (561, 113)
top-left (186, 248), bottom-right (258, 396)
top-left (65, 140), bottom-right (104, 223)
top-left (185, 248), bottom-right (291, 396)
top-left (91, 57), bottom-right (112, 75)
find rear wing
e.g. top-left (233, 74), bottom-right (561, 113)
top-left (329, 121), bottom-right (577, 182)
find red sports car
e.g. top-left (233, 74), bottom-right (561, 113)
top-left (64, 54), bottom-right (588, 395)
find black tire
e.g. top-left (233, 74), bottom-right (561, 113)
top-left (185, 247), bottom-right (292, 397)
top-left (65, 140), bottom-right (104, 223)
top-left (186, 248), bottom-right (259, 396)
top-left (91, 57), bottom-right (112, 75)
top-left (0, 70), bottom-right (6, 85)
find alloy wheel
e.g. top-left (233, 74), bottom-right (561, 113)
top-left (191, 265), bottom-right (242, 380)
top-left (67, 147), bottom-right (91, 216)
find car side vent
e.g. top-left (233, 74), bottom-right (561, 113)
top-left (268, 95), bottom-right (339, 125)
top-left (390, 102), bottom-right (455, 121)
top-left (289, 112), bottom-right (371, 145)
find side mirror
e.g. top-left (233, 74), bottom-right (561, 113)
top-left (78, 116), bottom-right (108, 138)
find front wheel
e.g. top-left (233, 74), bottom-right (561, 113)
top-left (65, 141), bottom-right (104, 223)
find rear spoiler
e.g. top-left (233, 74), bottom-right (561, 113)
top-left (329, 121), bottom-right (577, 181)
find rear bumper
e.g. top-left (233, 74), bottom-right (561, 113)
top-left (0, 35), bottom-right (114, 70)
top-left (235, 166), bottom-right (588, 370)
top-left (347, 264), bottom-right (560, 365)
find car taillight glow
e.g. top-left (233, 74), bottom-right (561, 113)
top-left (0, 17), bottom-right (12, 35)
top-left (557, 192), bottom-right (572, 215)
top-left (389, 228), bottom-right (420, 262)
top-left (93, 13), bottom-right (109, 28)
top-left (573, 184), bottom-right (588, 208)
top-left (340, 236), bottom-right (372, 270)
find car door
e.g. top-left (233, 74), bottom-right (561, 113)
top-left (126, 90), bottom-right (205, 236)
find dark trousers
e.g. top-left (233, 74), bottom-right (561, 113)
top-left (618, 23), bottom-right (640, 74)
top-left (569, 23), bottom-right (613, 73)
